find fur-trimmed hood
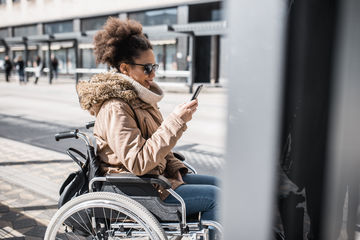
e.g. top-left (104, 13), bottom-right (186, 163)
top-left (76, 71), bottom-right (163, 116)
top-left (77, 71), bottom-right (137, 116)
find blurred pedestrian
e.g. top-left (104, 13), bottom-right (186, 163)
top-left (4, 55), bottom-right (13, 82)
top-left (34, 56), bottom-right (43, 84)
top-left (50, 54), bottom-right (58, 81)
top-left (16, 56), bottom-right (25, 84)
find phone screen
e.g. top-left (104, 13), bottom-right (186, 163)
top-left (191, 84), bottom-right (203, 101)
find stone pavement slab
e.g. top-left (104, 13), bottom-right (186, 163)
top-left (0, 137), bottom-right (77, 238)
top-left (0, 137), bottom-right (77, 201)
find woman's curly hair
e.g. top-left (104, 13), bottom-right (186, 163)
top-left (93, 17), bottom-right (152, 70)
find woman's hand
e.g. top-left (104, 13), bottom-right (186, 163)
top-left (173, 99), bottom-right (198, 123)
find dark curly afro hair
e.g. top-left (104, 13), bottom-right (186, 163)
top-left (93, 17), bottom-right (152, 71)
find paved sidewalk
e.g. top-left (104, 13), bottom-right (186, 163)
top-left (0, 77), bottom-right (226, 238)
top-left (0, 137), bottom-right (77, 239)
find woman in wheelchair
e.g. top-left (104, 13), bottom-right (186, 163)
top-left (75, 17), bottom-right (220, 239)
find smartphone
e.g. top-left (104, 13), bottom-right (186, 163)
top-left (191, 84), bottom-right (203, 101)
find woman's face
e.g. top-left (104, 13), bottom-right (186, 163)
top-left (120, 49), bottom-right (157, 89)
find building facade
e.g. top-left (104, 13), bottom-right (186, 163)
top-left (0, 0), bottom-right (225, 85)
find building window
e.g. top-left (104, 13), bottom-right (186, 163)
top-left (0, 0), bottom-right (7, 5)
top-left (81, 16), bottom-right (114, 32)
top-left (153, 45), bottom-right (165, 71)
top-left (13, 25), bottom-right (37, 37)
top-left (80, 48), bottom-right (107, 69)
top-left (81, 48), bottom-right (96, 68)
top-left (0, 28), bottom-right (9, 38)
top-left (44, 20), bottom-right (73, 35)
top-left (165, 44), bottom-right (177, 70)
top-left (189, 2), bottom-right (223, 22)
top-left (128, 8), bottom-right (177, 26)
top-left (152, 43), bottom-right (179, 71)
top-left (42, 47), bottom-right (76, 74)
top-left (0, 52), bottom-right (5, 69)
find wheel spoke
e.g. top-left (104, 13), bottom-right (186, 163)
top-left (109, 208), bottom-right (113, 226)
top-left (69, 215), bottom-right (93, 236)
top-left (65, 231), bottom-right (81, 240)
top-left (84, 207), bottom-right (96, 235)
top-left (76, 211), bottom-right (94, 236)
top-left (45, 192), bottom-right (166, 240)
top-left (102, 207), bottom-right (109, 230)
top-left (115, 210), bottom-right (122, 223)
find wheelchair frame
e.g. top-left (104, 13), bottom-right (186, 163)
top-left (45, 121), bottom-right (222, 240)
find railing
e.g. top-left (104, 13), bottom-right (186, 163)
top-left (74, 68), bottom-right (191, 85)
top-left (25, 67), bottom-right (49, 73)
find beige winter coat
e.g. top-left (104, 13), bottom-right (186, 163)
top-left (77, 71), bottom-right (188, 200)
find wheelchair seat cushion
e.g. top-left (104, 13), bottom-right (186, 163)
top-left (101, 181), bottom-right (183, 222)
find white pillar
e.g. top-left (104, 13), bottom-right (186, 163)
top-left (222, 0), bottom-right (287, 239)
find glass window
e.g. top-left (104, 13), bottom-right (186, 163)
top-left (43, 48), bottom-right (76, 74)
top-left (27, 50), bottom-right (37, 66)
top-left (67, 48), bottom-right (76, 73)
top-left (44, 21), bottom-right (73, 34)
top-left (152, 44), bottom-right (179, 71)
top-left (189, 2), bottom-right (223, 22)
top-left (153, 45), bottom-right (165, 70)
top-left (129, 8), bottom-right (177, 26)
top-left (81, 16), bottom-right (115, 32)
top-left (13, 25), bottom-right (37, 37)
top-left (0, 0), bottom-right (6, 5)
top-left (81, 49), bottom-right (96, 68)
top-left (165, 44), bottom-right (177, 70)
top-left (81, 48), bottom-right (107, 69)
top-left (0, 52), bottom-right (5, 70)
top-left (52, 49), bottom-right (67, 74)
top-left (0, 28), bottom-right (9, 38)
top-left (12, 51), bottom-right (25, 62)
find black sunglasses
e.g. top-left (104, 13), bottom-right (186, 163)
top-left (127, 63), bottom-right (159, 75)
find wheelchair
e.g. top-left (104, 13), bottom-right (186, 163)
top-left (44, 121), bottom-right (222, 240)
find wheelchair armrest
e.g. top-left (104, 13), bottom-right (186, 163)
top-left (105, 173), bottom-right (172, 189)
top-left (173, 151), bottom-right (185, 161)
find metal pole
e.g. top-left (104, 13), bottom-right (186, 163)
top-left (23, 38), bottom-right (28, 82)
top-left (323, 0), bottom-right (360, 239)
top-left (48, 41), bottom-right (52, 84)
top-left (0, 39), bottom-right (9, 55)
top-left (74, 39), bottom-right (79, 84)
top-left (189, 32), bottom-right (195, 93)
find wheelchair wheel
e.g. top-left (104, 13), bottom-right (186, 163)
top-left (45, 192), bottom-right (167, 240)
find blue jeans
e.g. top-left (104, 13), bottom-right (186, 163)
top-left (164, 174), bottom-right (220, 239)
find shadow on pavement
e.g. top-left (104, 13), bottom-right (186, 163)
top-left (0, 159), bottom-right (72, 166)
top-left (0, 202), bottom-right (49, 239)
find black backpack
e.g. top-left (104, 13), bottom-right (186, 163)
top-left (58, 146), bottom-right (101, 208)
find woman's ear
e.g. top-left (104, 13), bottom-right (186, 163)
top-left (119, 63), bottom-right (128, 75)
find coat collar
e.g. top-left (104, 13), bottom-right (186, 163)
top-left (117, 70), bottom-right (164, 106)
top-left (76, 70), bottom-right (163, 116)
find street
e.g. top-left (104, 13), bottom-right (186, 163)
top-left (0, 77), bottom-right (227, 239)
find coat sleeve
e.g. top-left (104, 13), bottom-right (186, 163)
top-left (164, 152), bottom-right (188, 178)
top-left (101, 101), bottom-right (187, 176)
